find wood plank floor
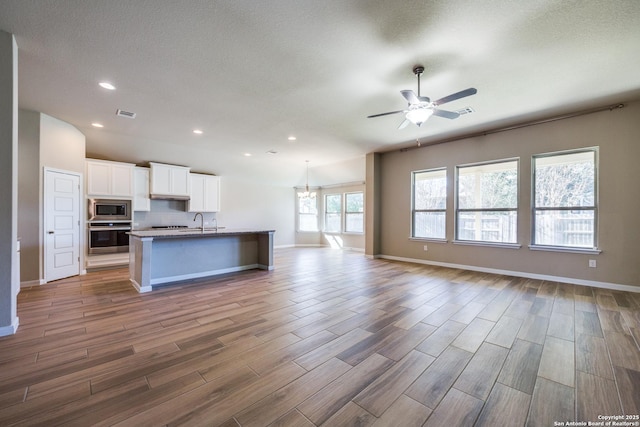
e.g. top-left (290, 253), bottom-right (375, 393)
top-left (1, 247), bottom-right (639, 426)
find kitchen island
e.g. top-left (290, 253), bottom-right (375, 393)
top-left (128, 228), bottom-right (275, 293)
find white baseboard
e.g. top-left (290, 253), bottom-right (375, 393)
top-left (150, 264), bottom-right (260, 286)
top-left (129, 278), bottom-right (151, 293)
top-left (0, 317), bottom-right (19, 337)
top-left (20, 279), bottom-right (41, 289)
top-left (274, 244), bottom-right (296, 249)
top-left (294, 244), bottom-right (365, 252)
top-left (379, 254), bottom-right (640, 293)
top-left (131, 264), bottom-right (270, 293)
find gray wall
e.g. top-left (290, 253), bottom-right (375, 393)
top-left (375, 100), bottom-right (640, 289)
top-left (18, 109), bottom-right (40, 283)
top-left (0, 30), bottom-right (18, 335)
top-left (365, 153), bottom-right (381, 256)
top-left (17, 111), bottom-right (86, 285)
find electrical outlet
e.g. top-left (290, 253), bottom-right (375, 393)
top-left (423, 245), bottom-right (428, 251)
top-left (589, 259), bottom-right (597, 268)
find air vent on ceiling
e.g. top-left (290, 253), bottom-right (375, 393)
top-left (456, 107), bottom-right (475, 115)
top-left (116, 109), bottom-right (136, 119)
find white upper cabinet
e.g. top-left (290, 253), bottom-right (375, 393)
top-left (188, 173), bottom-right (220, 212)
top-left (133, 167), bottom-right (151, 211)
top-left (86, 159), bottom-right (134, 198)
top-left (149, 162), bottom-right (190, 198)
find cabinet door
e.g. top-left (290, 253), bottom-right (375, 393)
top-left (170, 167), bottom-right (190, 196)
top-left (203, 175), bottom-right (220, 212)
top-left (87, 160), bottom-right (134, 197)
top-left (111, 164), bottom-right (134, 197)
top-left (150, 163), bottom-right (190, 196)
top-left (133, 168), bottom-right (151, 211)
top-left (86, 161), bottom-right (111, 196)
top-left (188, 174), bottom-right (205, 212)
top-left (150, 163), bottom-right (172, 195)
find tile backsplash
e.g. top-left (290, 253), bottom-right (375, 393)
top-left (133, 200), bottom-right (217, 229)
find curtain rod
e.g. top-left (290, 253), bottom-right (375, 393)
top-left (399, 102), bottom-right (625, 152)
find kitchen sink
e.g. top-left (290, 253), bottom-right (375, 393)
top-left (179, 227), bottom-right (225, 232)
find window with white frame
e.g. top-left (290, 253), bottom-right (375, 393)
top-left (325, 194), bottom-right (342, 233)
top-left (412, 168), bottom-right (447, 239)
top-left (298, 195), bottom-right (318, 232)
top-left (456, 159), bottom-right (518, 244)
top-left (532, 149), bottom-right (597, 249)
top-left (345, 192), bottom-right (364, 233)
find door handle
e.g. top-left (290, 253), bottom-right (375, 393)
top-left (48, 231), bottom-right (54, 234)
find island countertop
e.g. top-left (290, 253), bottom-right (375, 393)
top-left (129, 228), bottom-right (275, 239)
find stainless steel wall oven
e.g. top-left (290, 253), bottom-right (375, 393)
top-left (88, 222), bottom-right (131, 254)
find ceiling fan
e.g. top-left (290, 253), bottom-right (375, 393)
top-left (368, 65), bottom-right (477, 129)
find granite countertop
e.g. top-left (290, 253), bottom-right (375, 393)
top-left (128, 228), bottom-right (275, 238)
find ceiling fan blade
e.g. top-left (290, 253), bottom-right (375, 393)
top-left (418, 96), bottom-right (430, 103)
top-left (400, 90), bottom-right (420, 104)
top-left (433, 88), bottom-right (477, 106)
top-left (398, 119), bottom-right (410, 129)
top-left (367, 110), bottom-right (404, 118)
top-left (432, 109), bottom-right (460, 119)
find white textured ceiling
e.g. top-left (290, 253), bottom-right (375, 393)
top-left (1, 0), bottom-right (639, 186)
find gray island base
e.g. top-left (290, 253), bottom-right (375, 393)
top-left (128, 229), bottom-right (275, 293)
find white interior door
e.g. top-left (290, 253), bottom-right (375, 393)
top-left (44, 169), bottom-right (80, 282)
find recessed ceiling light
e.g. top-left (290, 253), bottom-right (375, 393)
top-left (99, 82), bottom-right (116, 90)
top-left (91, 122), bottom-right (104, 128)
top-left (288, 136), bottom-right (297, 141)
top-left (244, 153), bottom-right (252, 157)
top-left (193, 129), bottom-right (203, 135)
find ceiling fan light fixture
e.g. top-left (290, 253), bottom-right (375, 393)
top-left (405, 108), bottom-right (434, 126)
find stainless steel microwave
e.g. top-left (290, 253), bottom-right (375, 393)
top-left (88, 199), bottom-right (132, 221)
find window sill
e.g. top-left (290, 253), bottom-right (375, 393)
top-left (528, 245), bottom-right (601, 255)
top-left (453, 240), bottom-right (521, 249)
top-left (409, 237), bottom-right (448, 243)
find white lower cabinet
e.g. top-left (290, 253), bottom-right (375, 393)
top-left (188, 173), bottom-right (220, 212)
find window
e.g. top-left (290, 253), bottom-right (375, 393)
top-left (456, 159), bottom-right (518, 244)
top-left (532, 149), bottom-right (597, 249)
top-left (412, 169), bottom-right (447, 239)
top-left (345, 192), bottom-right (364, 233)
top-left (325, 194), bottom-right (342, 233)
top-left (298, 195), bottom-right (318, 232)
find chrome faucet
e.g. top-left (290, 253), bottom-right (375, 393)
top-left (193, 212), bottom-right (204, 231)
top-left (211, 217), bottom-right (218, 232)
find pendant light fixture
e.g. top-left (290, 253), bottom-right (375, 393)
top-left (297, 160), bottom-right (316, 199)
